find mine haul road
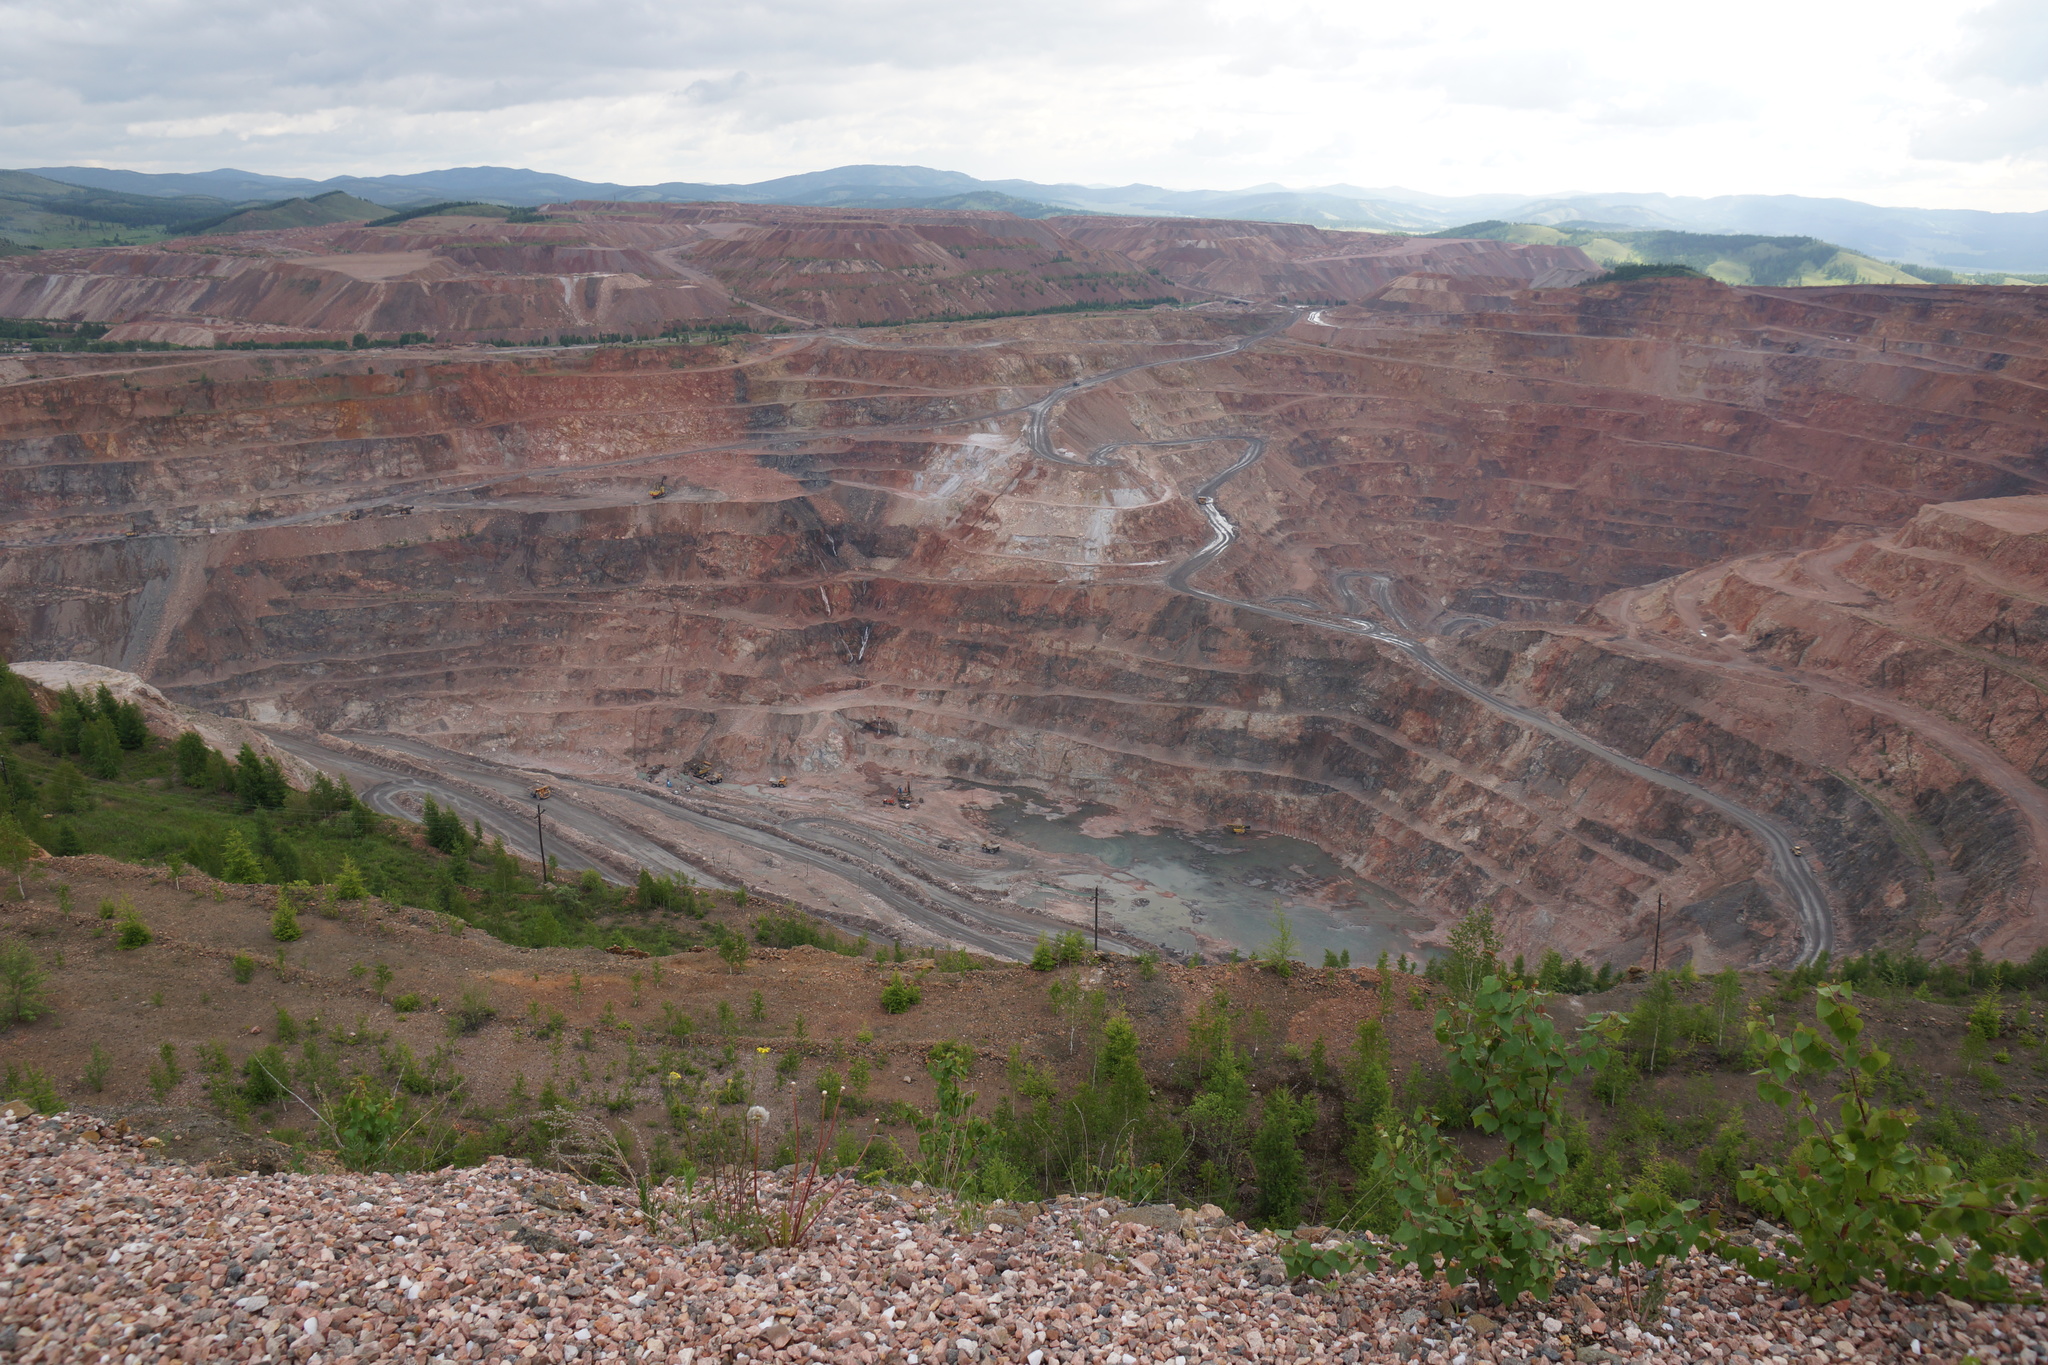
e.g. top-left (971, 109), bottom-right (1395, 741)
top-left (1023, 309), bottom-right (1838, 966)
top-left (231, 308), bottom-right (1834, 965)
top-left (261, 729), bottom-right (1104, 961)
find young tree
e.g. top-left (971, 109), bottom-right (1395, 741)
top-left (0, 812), bottom-right (40, 898)
top-left (271, 888), bottom-right (303, 942)
top-left (79, 716), bottom-right (121, 779)
top-left (47, 689), bottom-right (85, 754)
top-left (1441, 905), bottom-right (1504, 1002)
top-left (1343, 1017), bottom-right (1393, 1176)
top-left (0, 940), bottom-right (48, 1025)
top-left (219, 828), bottom-right (265, 884)
top-left (112, 699), bottom-right (148, 750)
top-left (172, 731), bottom-right (210, 786)
top-left (1250, 1088), bottom-right (1317, 1227)
top-left (0, 739), bottom-right (36, 819)
top-left (43, 760), bottom-right (84, 815)
top-left (1379, 973), bottom-right (1702, 1304)
top-left (1258, 907), bottom-right (1298, 977)
top-left (718, 931), bottom-right (752, 975)
top-left (0, 664), bottom-right (41, 743)
top-left (334, 855), bottom-right (368, 900)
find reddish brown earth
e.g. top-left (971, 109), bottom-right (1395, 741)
top-left (1049, 218), bottom-right (1594, 302)
top-left (2, 276), bottom-right (2045, 967)
top-left (0, 203), bottom-right (1598, 342)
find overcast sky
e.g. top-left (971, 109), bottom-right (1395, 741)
top-left (3, 0), bottom-right (2045, 210)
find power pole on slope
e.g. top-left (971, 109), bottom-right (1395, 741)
top-left (1094, 886), bottom-right (1101, 953)
top-left (535, 801), bottom-right (550, 885)
top-left (1651, 893), bottom-right (1663, 974)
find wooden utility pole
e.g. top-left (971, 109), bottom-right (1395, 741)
top-left (535, 801), bottom-right (550, 884)
top-left (1093, 886), bottom-right (1101, 951)
top-left (1651, 893), bottom-right (1664, 974)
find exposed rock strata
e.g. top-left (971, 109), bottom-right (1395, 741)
top-left (0, 202), bottom-right (1596, 341)
top-left (3, 280), bottom-right (2045, 963)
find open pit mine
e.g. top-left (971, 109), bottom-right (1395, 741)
top-left (2, 199), bottom-right (2045, 969)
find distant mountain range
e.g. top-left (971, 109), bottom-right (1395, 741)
top-left (11, 162), bottom-right (2048, 273)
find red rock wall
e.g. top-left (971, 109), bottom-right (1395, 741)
top-left (3, 282), bottom-right (2044, 963)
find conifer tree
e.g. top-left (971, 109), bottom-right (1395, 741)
top-left (334, 855), bottom-right (367, 900)
top-left (271, 888), bottom-right (302, 942)
top-left (219, 828), bottom-right (264, 883)
top-left (0, 813), bottom-right (39, 898)
top-left (172, 731), bottom-right (210, 786)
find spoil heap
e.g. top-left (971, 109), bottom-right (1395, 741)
top-left (2, 1110), bottom-right (2036, 1364)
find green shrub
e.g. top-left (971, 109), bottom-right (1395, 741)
top-left (1030, 935), bottom-right (1057, 971)
top-left (658, 1001), bottom-right (694, 1043)
top-left (146, 1042), bottom-right (182, 1101)
top-left (271, 889), bottom-right (302, 942)
top-left (240, 1046), bottom-right (289, 1105)
top-left (2, 1062), bottom-right (60, 1113)
top-left (1257, 911), bottom-right (1298, 978)
top-left (334, 855), bottom-right (367, 900)
top-left (754, 909), bottom-right (858, 952)
top-left (716, 930), bottom-right (750, 974)
top-left (1734, 983), bottom-right (2048, 1303)
top-left (1250, 1088), bottom-right (1316, 1226)
top-left (450, 987), bottom-right (497, 1034)
top-left (0, 941), bottom-right (49, 1026)
top-left (1378, 974), bottom-right (1703, 1303)
top-left (117, 915), bottom-right (152, 949)
top-left (82, 1043), bottom-right (111, 1093)
top-left (219, 828), bottom-right (264, 884)
top-left (1968, 993), bottom-right (2008, 1042)
top-left (231, 953), bottom-right (256, 984)
top-left (390, 992), bottom-right (424, 1014)
top-left (880, 972), bottom-right (922, 1014)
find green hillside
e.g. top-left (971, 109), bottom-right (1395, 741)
top-left (849, 190), bottom-right (1102, 219)
top-left (1431, 221), bottom-right (1925, 286)
top-left (0, 170), bottom-right (233, 251)
top-left (171, 190), bottom-right (391, 236)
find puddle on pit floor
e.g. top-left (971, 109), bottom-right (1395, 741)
top-left (966, 784), bottom-right (1431, 962)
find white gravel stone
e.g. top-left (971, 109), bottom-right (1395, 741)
top-left (1, 1111), bottom-right (2040, 1364)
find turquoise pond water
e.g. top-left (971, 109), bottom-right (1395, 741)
top-left (968, 786), bottom-right (1431, 962)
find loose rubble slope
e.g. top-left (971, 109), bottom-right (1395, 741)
top-left (4, 1110), bottom-right (2040, 1364)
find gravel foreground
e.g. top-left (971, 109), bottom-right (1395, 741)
top-left (3, 1112), bottom-right (2043, 1364)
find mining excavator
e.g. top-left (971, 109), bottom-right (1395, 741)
top-left (648, 485), bottom-right (667, 500)
top-left (1227, 821), bottom-right (1249, 835)
top-left (530, 784), bottom-right (553, 800)
top-left (687, 760), bottom-right (723, 784)
top-left (980, 841), bottom-right (1002, 854)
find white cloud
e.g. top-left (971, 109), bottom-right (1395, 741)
top-left (1913, 0), bottom-right (2048, 163)
top-left (0, 0), bottom-right (2040, 210)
